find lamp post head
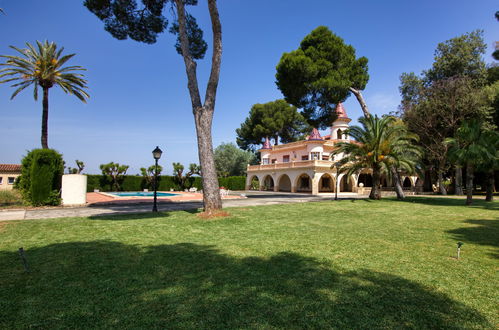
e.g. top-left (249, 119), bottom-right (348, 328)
top-left (152, 146), bottom-right (163, 160)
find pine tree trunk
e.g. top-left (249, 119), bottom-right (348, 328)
top-left (455, 165), bottom-right (463, 195)
top-left (41, 87), bottom-right (49, 149)
top-left (175, 0), bottom-right (222, 213)
top-left (485, 168), bottom-right (494, 202)
top-left (391, 166), bottom-right (405, 200)
top-left (349, 87), bottom-right (370, 118)
top-left (465, 163), bottom-right (474, 205)
top-left (370, 166), bottom-right (381, 200)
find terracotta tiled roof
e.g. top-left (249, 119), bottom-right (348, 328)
top-left (308, 128), bottom-right (323, 140)
top-left (261, 137), bottom-right (272, 149)
top-left (0, 164), bottom-right (21, 173)
top-left (336, 103), bottom-right (348, 119)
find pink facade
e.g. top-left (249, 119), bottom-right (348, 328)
top-left (246, 104), bottom-right (418, 195)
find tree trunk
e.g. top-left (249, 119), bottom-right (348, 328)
top-left (369, 166), bottom-right (381, 200)
top-left (455, 165), bottom-right (463, 195)
top-left (41, 87), bottom-right (49, 149)
top-left (349, 87), bottom-right (370, 118)
top-left (423, 168), bottom-right (433, 192)
top-left (485, 169), bottom-right (494, 202)
top-left (437, 170), bottom-right (447, 195)
top-left (465, 163), bottom-right (474, 205)
top-left (391, 166), bottom-right (405, 200)
top-left (175, 0), bottom-right (222, 213)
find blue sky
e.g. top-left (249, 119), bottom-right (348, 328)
top-left (1, 0), bottom-right (498, 174)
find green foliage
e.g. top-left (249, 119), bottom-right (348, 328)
top-left (0, 190), bottom-right (23, 208)
top-left (16, 149), bottom-right (64, 206)
top-left (276, 26), bottom-right (369, 128)
top-left (332, 116), bottom-right (421, 200)
top-left (84, 0), bottom-right (206, 59)
top-left (172, 162), bottom-right (200, 190)
top-left (0, 40), bottom-right (89, 101)
top-left (67, 159), bottom-right (85, 174)
top-left (85, 174), bottom-right (244, 192)
top-left (214, 142), bottom-right (256, 177)
top-left (446, 120), bottom-right (498, 168)
top-left (217, 176), bottom-right (246, 190)
top-left (425, 30), bottom-right (487, 84)
top-left (100, 162), bottom-right (129, 191)
top-left (140, 164), bottom-right (163, 189)
top-left (236, 100), bottom-right (309, 150)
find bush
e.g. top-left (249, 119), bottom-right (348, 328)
top-left (86, 174), bottom-right (245, 192)
top-left (0, 190), bottom-right (23, 207)
top-left (17, 149), bottom-right (64, 206)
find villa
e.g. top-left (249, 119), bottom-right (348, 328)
top-left (0, 164), bottom-right (21, 190)
top-left (245, 104), bottom-right (419, 195)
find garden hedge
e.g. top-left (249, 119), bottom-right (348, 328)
top-left (17, 149), bottom-right (64, 206)
top-left (87, 175), bottom-right (245, 192)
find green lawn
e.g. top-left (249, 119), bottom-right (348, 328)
top-left (0, 197), bottom-right (497, 329)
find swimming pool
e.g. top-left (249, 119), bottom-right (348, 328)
top-left (108, 192), bottom-right (179, 197)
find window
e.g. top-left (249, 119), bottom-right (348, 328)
top-left (310, 152), bottom-right (320, 160)
top-left (301, 155), bottom-right (309, 161)
top-left (322, 154), bottom-right (329, 161)
top-left (337, 129), bottom-right (342, 139)
top-left (8, 177), bottom-right (15, 184)
top-left (271, 159), bottom-right (277, 164)
top-left (0, 177), bottom-right (3, 184)
top-left (283, 155), bottom-right (290, 163)
top-left (262, 158), bottom-right (269, 165)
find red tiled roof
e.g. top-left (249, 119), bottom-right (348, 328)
top-left (261, 137), bottom-right (272, 149)
top-left (308, 128), bottom-right (323, 140)
top-left (336, 103), bottom-right (348, 119)
top-left (0, 164), bottom-right (21, 173)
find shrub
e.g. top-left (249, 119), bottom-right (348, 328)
top-left (85, 174), bottom-right (244, 192)
top-left (17, 149), bottom-right (64, 206)
top-left (0, 190), bottom-right (23, 207)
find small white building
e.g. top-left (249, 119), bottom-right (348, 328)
top-left (0, 164), bottom-right (21, 190)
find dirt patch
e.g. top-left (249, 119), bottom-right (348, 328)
top-left (196, 210), bottom-right (231, 220)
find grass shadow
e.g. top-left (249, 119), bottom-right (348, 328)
top-left (88, 211), bottom-right (173, 221)
top-left (447, 219), bottom-right (499, 259)
top-left (398, 196), bottom-right (499, 210)
top-left (0, 241), bottom-right (491, 328)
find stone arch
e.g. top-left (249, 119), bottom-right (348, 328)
top-left (295, 173), bottom-right (312, 192)
top-left (278, 174), bottom-right (292, 192)
top-left (319, 173), bottom-right (334, 192)
top-left (248, 175), bottom-right (260, 190)
top-left (403, 177), bottom-right (412, 188)
top-left (339, 174), bottom-right (354, 192)
top-left (357, 173), bottom-right (373, 187)
top-left (262, 175), bottom-right (274, 191)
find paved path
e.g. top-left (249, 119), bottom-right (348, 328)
top-left (0, 191), bottom-right (361, 221)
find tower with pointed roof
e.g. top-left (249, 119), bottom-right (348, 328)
top-left (331, 103), bottom-right (351, 140)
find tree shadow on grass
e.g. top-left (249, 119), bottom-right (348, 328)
top-left (0, 242), bottom-right (492, 329)
top-left (398, 197), bottom-right (498, 210)
top-left (447, 219), bottom-right (499, 259)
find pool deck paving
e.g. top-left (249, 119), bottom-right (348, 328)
top-left (0, 191), bottom-right (361, 221)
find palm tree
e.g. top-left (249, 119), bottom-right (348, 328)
top-left (0, 41), bottom-right (89, 149)
top-left (332, 115), bottom-right (421, 200)
top-left (446, 120), bottom-right (498, 205)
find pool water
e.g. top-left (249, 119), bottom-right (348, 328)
top-left (109, 192), bottom-right (179, 197)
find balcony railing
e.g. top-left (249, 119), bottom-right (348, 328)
top-left (247, 159), bottom-right (334, 171)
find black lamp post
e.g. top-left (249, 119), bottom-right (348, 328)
top-left (152, 146), bottom-right (163, 212)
